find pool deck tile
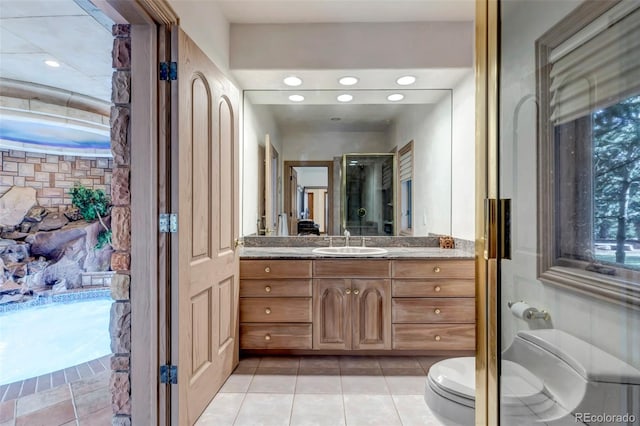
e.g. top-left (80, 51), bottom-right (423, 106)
top-left (35, 375), bottom-right (51, 393)
top-left (15, 398), bottom-right (75, 426)
top-left (51, 370), bottom-right (66, 388)
top-left (87, 360), bottom-right (105, 375)
top-left (0, 399), bottom-right (15, 423)
top-left (73, 385), bottom-right (110, 419)
top-left (75, 363), bottom-right (93, 379)
top-left (3, 384), bottom-right (21, 402)
top-left (64, 367), bottom-right (80, 384)
top-left (15, 384), bottom-right (71, 417)
top-left (18, 379), bottom-right (36, 399)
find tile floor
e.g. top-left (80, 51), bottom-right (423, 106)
top-left (0, 364), bottom-right (110, 426)
top-left (196, 355), bottom-right (448, 426)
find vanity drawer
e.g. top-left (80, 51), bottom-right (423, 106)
top-left (314, 260), bottom-right (391, 278)
top-left (392, 298), bottom-right (475, 323)
top-left (240, 323), bottom-right (312, 349)
top-left (392, 324), bottom-right (475, 350)
top-left (392, 279), bottom-right (475, 297)
top-left (240, 280), bottom-right (312, 297)
top-left (392, 260), bottom-right (474, 279)
top-left (240, 298), bottom-right (312, 323)
top-left (240, 260), bottom-right (312, 279)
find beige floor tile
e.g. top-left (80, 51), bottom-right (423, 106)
top-left (258, 356), bottom-right (300, 369)
top-left (73, 386), bottom-right (110, 418)
top-left (295, 372), bottom-right (342, 394)
top-left (249, 369), bottom-right (297, 394)
top-left (15, 384), bottom-right (71, 417)
top-left (341, 371), bottom-right (389, 395)
top-left (384, 371), bottom-right (428, 395)
top-left (339, 356), bottom-right (380, 370)
top-left (343, 394), bottom-right (402, 426)
top-left (298, 356), bottom-right (340, 369)
top-left (15, 399), bottom-right (75, 426)
top-left (77, 405), bottom-right (111, 426)
top-left (238, 356), bottom-right (261, 368)
top-left (0, 400), bottom-right (15, 423)
top-left (234, 393), bottom-right (294, 426)
top-left (195, 393), bottom-right (245, 426)
top-left (417, 357), bottom-right (449, 373)
top-left (392, 395), bottom-right (443, 426)
top-left (377, 357), bottom-right (422, 369)
top-left (69, 371), bottom-right (110, 396)
top-left (219, 371), bottom-right (255, 393)
top-left (290, 394), bottom-right (345, 426)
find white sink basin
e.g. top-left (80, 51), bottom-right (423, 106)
top-left (312, 246), bottom-right (388, 256)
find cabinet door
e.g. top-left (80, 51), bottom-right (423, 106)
top-left (313, 279), bottom-right (351, 350)
top-left (352, 279), bottom-right (391, 350)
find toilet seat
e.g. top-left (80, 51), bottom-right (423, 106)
top-left (428, 357), bottom-right (552, 413)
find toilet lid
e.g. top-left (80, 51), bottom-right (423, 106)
top-left (429, 357), bottom-right (550, 408)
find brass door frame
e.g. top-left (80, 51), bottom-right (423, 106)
top-left (475, 0), bottom-right (499, 425)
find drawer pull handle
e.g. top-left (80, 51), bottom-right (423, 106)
top-left (433, 266), bottom-right (441, 273)
top-left (264, 267), bottom-right (271, 273)
top-left (434, 285), bottom-right (441, 292)
top-left (345, 288), bottom-right (351, 295)
top-left (265, 286), bottom-right (272, 293)
top-left (265, 308), bottom-right (272, 315)
top-left (434, 308), bottom-right (441, 315)
top-left (353, 289), bottom-right (360, 295)
top-left (264, 334), bottom-right (271, 341)
top-left (434, 335), bottom-right (441, 341)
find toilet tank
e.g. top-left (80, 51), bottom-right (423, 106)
top-left (503, 329), bottom-right (640, 424)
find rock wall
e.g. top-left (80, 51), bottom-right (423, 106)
top-left (0, 150), bottom-right (113, 212)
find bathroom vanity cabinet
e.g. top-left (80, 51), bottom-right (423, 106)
top-left (239, 257), bottom-right (475, 353)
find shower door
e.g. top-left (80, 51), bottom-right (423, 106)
top-left (495, 0), bottom-right (640, 424)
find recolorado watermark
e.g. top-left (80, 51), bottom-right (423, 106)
top-left (574, 413), bottom-right (636, 423)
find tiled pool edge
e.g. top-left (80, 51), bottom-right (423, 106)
top-left (0, 288), bottom-right (111, 314)
top-left (0, 354), bottom-right (111, 403)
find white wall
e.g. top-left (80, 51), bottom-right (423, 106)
top-left (500, 0), bottom-right (640, 369)
top-left (388, 102), bottom-right (452, 236)
top-left (295, 167), bottom-right (328, 187)
top-left (242, 103), bottom-right (281, 235)
top-left (451, 72), bottom-right (475, 240)
top-left (282, 129), bottom-right (388, 161)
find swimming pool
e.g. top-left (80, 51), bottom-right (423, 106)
top-left (0, 295), bottom-right (112, 385)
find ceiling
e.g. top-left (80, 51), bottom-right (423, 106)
top-left (215, 0), bottom-right (475, 24)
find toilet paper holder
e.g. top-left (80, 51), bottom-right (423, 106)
top-left (507, 300), bottom-right (550, 321)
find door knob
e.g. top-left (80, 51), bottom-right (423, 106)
top-left (264, 334), bottom-right (271, 341)
top-left (345, 288), bottom-right (351, 294)
top-left (434, 285), bottom-right (441, 292)
top-left (265, 266), bottom-right (271, 273)
top-left (353, 289), bottom-right (360, 295)
top-left (433, 266), bottom-right (441, 273)
top-left (265, 286), bottom-right (272, 293)
top-left (434, 308), bottom-right (441, 315)
top-left (265, 308), bottom-right (272, 315)
top-left (434, 335), bottom-right (441, 341)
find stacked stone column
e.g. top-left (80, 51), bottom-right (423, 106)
top-left (109, 24), bottom-right (132, 426)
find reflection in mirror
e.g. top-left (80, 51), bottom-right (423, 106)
top-left (242, 89), bottom-right (452, 237)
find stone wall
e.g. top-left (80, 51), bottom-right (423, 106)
top-left (109, 24), bottom-right (132, 426)
top-left (0, 150), bottom-right (112, 211)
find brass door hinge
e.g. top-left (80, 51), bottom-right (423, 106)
top-left (484, 198), bottom-right (511, 260)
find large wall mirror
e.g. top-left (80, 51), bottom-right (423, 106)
top-left (242, 89), bottom-right (453, 237)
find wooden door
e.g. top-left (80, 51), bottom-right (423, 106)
top-left (307, 192), bottom-right (314, 220)
top-left (174, 28), bottom-right (239, 426)
top-left (312, 279), bottom-right (351, 350)
top-left (352, 279), bottom-right (391, 350)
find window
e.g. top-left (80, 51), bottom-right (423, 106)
top-left (537, 1), bottom-right (640, 306)
top-left (398, 141), bottom-right (414, 235)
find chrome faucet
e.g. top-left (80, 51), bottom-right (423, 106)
top-left (343, 229), bottom-right (351, 247)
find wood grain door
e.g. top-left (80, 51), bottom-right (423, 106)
top-left (313, 279), bottom-right (351, 350)
top-left (173, 28), bottom-right (240, 426)
top-left (289, 167), bottom-right (298, 234)
top-left (352, 279), bottom-right (391, 350)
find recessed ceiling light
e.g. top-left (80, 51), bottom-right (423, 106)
top-left (283, 76), bottom-right (302, 87)
top-left (396, 75), bottom-right (416, 86)
top-left (44, 60), bottom-right (60, 68)
top-left (337, 94), bottom-right (353, 103)
top-left (338, 76), bottom-right (359, 86)
top-left (288, 94), bottom-right (305, 102)
top-left (387, 93), bottom-right (404, 102)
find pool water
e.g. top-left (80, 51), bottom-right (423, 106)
top-left (0, 298), bottom-right (112, 385)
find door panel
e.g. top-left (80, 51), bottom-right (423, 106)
top-left (352, 279), bottom-right (391, 350)
top-left (313, 279), bottom-right (351, 350)
top-left (174, 28), bottom-right (239, 426)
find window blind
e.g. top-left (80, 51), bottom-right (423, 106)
top-left (549, 3), bottom-right (640, 124)
top-left (399, 149), bottom-right (412, 182)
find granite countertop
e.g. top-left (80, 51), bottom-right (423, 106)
top-left (239, 246), bottom-right (474, 259)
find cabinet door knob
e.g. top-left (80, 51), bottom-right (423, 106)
top-left (345, 288), bottom-right (351, 295)
top-left (264, 266), bottom-right (271, 273)
top-left (433, 266), bottom-right (441, 273)
top-left (434, 308), bottom-right (441, 315)
top-left (264, 334), bottom-right (271, 341)
top-left (353, 289), bottom-right (360, 295)
top-left (265, 286), bottom-right (272, 293)
top-left (265, 308), bottom-right (272, 315)
top-left (434, 335), bottom-right (441, 341)
top-left (434, 285), bottom-right (441, 292)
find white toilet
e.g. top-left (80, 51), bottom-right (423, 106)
top-left (425, 329), bottom-right (640, 426)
